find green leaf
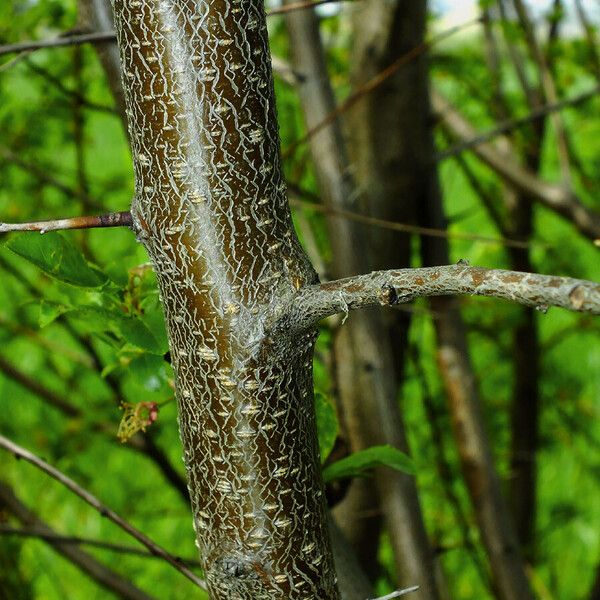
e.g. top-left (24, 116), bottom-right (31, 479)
top-left (314, 392), bottom-right (338, 463)
top-left (38, 301), bottom-right (69, 328)
top-left (6, 232), bottom-right (108, 287)
top-left (129, 353), bottom-right (170, 391)
top-left (322, 445), bottom-right (415, 483)
top-left (68, 306), bottom-right (164, 354)
top-left (116, 315), bottom-right (164, 355)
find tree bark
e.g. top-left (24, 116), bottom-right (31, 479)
top-left (343, 2), bottom-right (447, 596)
top-left (422, 96), bottom-right (536, 600)
top-left (283, 3), bottom-right (445, 596)
top-left (110, 1), bottom-right (339, 597)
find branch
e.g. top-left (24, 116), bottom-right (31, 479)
top-left (0, 145), bottom-right (104, 210)
top-left (0, 524), bottom-right (201, 566)
top-left (511, 0), bottom-right (572, 184)
top-left (0, 354), bottom-right (80, 417)
top-left (438, 85), bottom-right (600, 160)
top-left (0, 1), bottom-right (350, 58)
top-left (292, 264), bottom-right (600, 327)
top-left (268, 0), bottom-right (353, 16)
top-left (368, 588), bottom-right (420, 600)
top-left (289, 192), bottom-right (540, 250)
top-left (0, 484), bottom-right (156, 600)
top-left (0, 211), bottom-right (133, 234)
top-left (0, 31), bottom-right (115, 58)
top-left (432, 90), bottom-right (600, 241)
top-left (0, 434), bottom-right (206, 590)
top-left (282, 17), bottom-right (482, 159)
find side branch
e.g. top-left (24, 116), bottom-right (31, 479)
top-left (0, 211), bottom-right (132, 234)
top-left (0, 434), bottom-right (206, 590)
top-left (292, 264), bottom-right (600, 327)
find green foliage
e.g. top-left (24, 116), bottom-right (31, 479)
top-left (322, 445), bottom-right (415, 483)
top-left (315, 391), bottom-right (339, 463)
top-left (6, 232), bottom-right (109, 288)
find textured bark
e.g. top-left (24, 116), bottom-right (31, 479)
top-left (293, 265), bottom-right (600, 322)
top-left (344, 2), bottom-right (446, 596)
top-left (283, 3), bottom-right (444, 596)
top-left (342, 8), bottom-right (540, 595)
top-left (282, 3), bottom-right (382, 582)
top-left (110, 1), bottom-right (338, 598)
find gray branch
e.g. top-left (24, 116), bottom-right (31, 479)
top-left (292, 264), bottom-right (600, 327)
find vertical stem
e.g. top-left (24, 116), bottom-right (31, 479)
top-left (110, 0), bottom-right (339, 597)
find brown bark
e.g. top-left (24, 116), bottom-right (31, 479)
top-left (348, 5), bottom-right (538, 596)
top-left (421, 87), bottom-right (536, 600)
top-left (78, 0), bottom-right (127, 120)
top-left (282, 3), bottom-right (382, 582)
top-left (110, 1), bottom-right (338, 597)
top-left (345, 2), bottom-right (447, 596)
top-left (284, 2), bottom-right (445, 596)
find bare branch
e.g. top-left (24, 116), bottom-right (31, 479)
top-left (432, 91), bottom-right (600, 241)
top-left (0, 524), bottom-right (201, 566)
top-left (0, 434), bottom-right (206, 590)
top-left (282, 17), bottom-right (482, 160)
top-left (511, 0), bottom-right (572, 184)
top-left (0, 354), bottom-right (80, 417)
top-left (0, 31), bottom-right (116, 58)
top-left (292, 264), bottom-right (600, 327)
top-left (0, 145), bottom-right (104, 210)
top-left (24, 57), bottom-right (116, 115)
top-left (0, 1), bottom-right (349, 59)
top-left (438, 85), bottom-right (600, 160)
top-left (0, 211), bottom-right (133, 234)
top-left (368, 587), bottom-right (420, 600)
top-left (0, 482), bottom-right (155, 600)
top-left (574, 0), bottom-right (600, 82)
top-left (289, 193), bottom-right (541, 250)
top-left (268, 0), bottom-right (353, 16)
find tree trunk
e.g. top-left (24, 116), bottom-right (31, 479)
top-left (110, 1), bottom-right (339, 597)
top-left (283, 5), bottom-right (444, 596)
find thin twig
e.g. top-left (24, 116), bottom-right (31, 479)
top-left (24, 58), bottom-right (116, 115)
top-left (0, 434), bottom-right (206, 590)
top-left (268, 0), bottom-right (352, 15)
top-left (438, 85), bottom-right (600, 160)
top-left (292, 263), bottom-right (600, 328)
top-left (0, 31), bottom-right (116, 58)
top-left (511, 0), bottom-right (572, 184)
top-left (0, 1), bottom-right (350, 59)
top-left (0, 211), bottom-right (133, 234)
top-left (0, 145), bottom-right (103, 210)
top-left (0, 482), bottom-right (155, 600)
top-left (368, 587), bottom-right (420, 600)
top-left (432, 91), bottom-right (600, 241)
top-left (281, 17), bottom-right (482, 159)
top-left (0, 525), bottom-right (202, 567)
top-left (574, 0), bottom-right (600, 82)
top-left (289, 195), bottom-right (541, 250)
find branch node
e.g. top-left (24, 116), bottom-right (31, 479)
top-left (380, 283), bottom-right (399, 306)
